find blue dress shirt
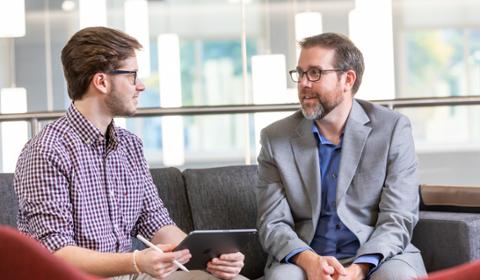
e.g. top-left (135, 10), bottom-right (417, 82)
top-left (285, 123), bottom-right (379, 269)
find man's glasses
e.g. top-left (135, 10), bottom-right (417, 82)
top-left (109, 70), bottom-right (138, 85)
top-left (289, 67), bottom-right (345, 83)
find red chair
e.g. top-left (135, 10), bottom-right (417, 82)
top-left (0, 225), bottom-right (102, 280)
top-left (419, 260), bottom-right (480, 280)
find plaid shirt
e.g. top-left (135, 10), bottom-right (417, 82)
top-left (14, 104), bottom-right (174, 253)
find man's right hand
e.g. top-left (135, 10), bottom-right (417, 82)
top-left (293, 250), bottom-right (347, 280)
top-left (136, 244), bottom-right (191, 279)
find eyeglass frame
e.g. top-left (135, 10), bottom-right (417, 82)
top-left (289, 67), bottom-right (346, 83)
top-left (109, 69), bottom-right (138, 85)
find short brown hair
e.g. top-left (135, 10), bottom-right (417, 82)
top-left (299, 33), bottom-right (364, 94)
top-left (61, 26), bottom-right (142, 100)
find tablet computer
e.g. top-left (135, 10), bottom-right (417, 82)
top-left (174, 229), bottom-right (257, 270)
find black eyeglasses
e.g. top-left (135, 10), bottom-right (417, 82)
top-left (109, 70), bottom-right (138, 85)
top-left (289, 67), bottom-right (345, 83)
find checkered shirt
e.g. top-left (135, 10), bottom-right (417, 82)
top-left (14, 104), bottom-right (174, 253)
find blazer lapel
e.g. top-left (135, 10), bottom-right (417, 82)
top-left (337, 100), bottom-right (372, 203)
top-left (291, 118), bottom-right (322, 223)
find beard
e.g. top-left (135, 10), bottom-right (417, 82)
top-left (105, 84), bottom-right (136, 117)
top-left (300, 89), bottom-right (345, 121)
top-left (301, 101), bottom-right (325, 120)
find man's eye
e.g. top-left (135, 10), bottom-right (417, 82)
top-left (309, 69), bottom-right (321, 76)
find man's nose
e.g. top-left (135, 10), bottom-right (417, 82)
top-left (136, 78), bottom-right (146, 92)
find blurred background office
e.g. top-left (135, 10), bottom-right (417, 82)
top-left (0, 0), bottom-right (479, 186)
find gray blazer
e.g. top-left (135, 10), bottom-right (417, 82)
top-left (256, 99), bottom-right (422, 270)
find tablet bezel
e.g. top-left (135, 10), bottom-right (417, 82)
top-left (174, 229), bottom-right (257, 270)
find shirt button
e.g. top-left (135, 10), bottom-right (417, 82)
top-left (332, 173), bottom-right (337, 179)
top-left (335, 224), bottom-right (341, 230)
top-left (109, 190), bottom-right (115, 197)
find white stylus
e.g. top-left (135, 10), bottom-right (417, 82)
top-left (136, 234), bottom-right (190, 272)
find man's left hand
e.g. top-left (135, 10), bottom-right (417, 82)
top-left (206, 252), bottom-right (245, 279)
top-left (334, 263), bottom-right (370, 280)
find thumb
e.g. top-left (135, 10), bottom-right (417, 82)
top-left (156, 243), bottom-right (175, 252)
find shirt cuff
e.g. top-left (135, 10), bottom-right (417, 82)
top-left (284, 247), bottom-right (312, 264)
top-left (353, 254), bottom-right (381, 273)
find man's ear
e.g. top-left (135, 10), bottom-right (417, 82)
top-left (343, 69), bottom-right (356, 92)
top-left (91, 72), bottom-right (109, 94)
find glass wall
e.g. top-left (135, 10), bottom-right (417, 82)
top-left (0, 0), bottom-right (479, 185)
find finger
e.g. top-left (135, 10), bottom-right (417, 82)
top-left (322, 264), bottom-right (335, 275)
top-left (156, 243), bottom-right (175, 252)
top-left (208, 262), bottom-right (241, 272)
top-left (208, 266), bottom-right (238, 275)
top-left (325, 257), bottom-right (347, 275)
top-left (157, 262), bottom-right (176, 270)
top-left (207, 267), bottom-right (239, 280)
top-left (171, 249), bottom-right (190, 260)
top-left (175, 253), bottom-right (192, 265)
top-left (219, 252), bottom-right (245, 261)
top-left (211, 258), bottom-right (244, 267)
top-left (155, 252), bottom-right (176, 263)
top-left (153, 263), bottom-right (176, 277)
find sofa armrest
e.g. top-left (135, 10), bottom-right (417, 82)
top-left (412, 211), bottom-right (480, 272)
top-left (419, 184), bottom-right (480, 213)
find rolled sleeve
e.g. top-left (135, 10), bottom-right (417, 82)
top-left (15, 146), bottom-right (76, 252)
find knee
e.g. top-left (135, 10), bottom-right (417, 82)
top-left (265, 263), bottom-right (306, 280)
top-left (369, 260), bottom-right (419, 280)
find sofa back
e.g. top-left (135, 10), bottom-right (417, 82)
top-left (182, 165), bottom-right (267, 279)
top-left (150, 168), bottom-right (194, 233)
top-left (0, 173), bottom-right (16, 227)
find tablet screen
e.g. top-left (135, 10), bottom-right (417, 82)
top-left (174, 229), bottom-right (257, 270)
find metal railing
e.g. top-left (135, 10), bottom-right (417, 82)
top-left (1, 95), bottom-right (480, 136)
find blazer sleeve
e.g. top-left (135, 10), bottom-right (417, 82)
top-left (356, 115), bottom-right (420, 261)
top-left (255, 128), bottom-right (311, 262)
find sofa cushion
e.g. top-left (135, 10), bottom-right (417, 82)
top-left (183, 165), bottom-right (267, 279)
top-left (0, 173), bottom-right (16, 227)
top-left (150, 168), bottom-right (194, 233)
top-left (412, 211), bottom-right (480, 272)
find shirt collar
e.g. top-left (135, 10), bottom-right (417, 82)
top-left (311, 122), bottom-right (343, 147)
top-left (66, 103), bottom-right (119, 146)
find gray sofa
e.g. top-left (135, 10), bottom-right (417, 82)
top-left (1, 165), bottom-right (479, 279)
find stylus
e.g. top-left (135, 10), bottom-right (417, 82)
top-left (136, 234), bottom-right (190, 272)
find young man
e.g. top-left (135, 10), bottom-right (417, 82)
top-left (256, 33), bottom-right (427, 280)
top-left (14, 26), bottom-right (245, 280)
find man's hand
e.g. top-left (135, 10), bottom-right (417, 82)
top-left (206, 252), bottom-right (245, 280)
top-left (136, 244), bottom-right (191, 279)
top-left (293, 250), bottom-right (347, 280)
top-left (334, 263), bottom-right (370, 280)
